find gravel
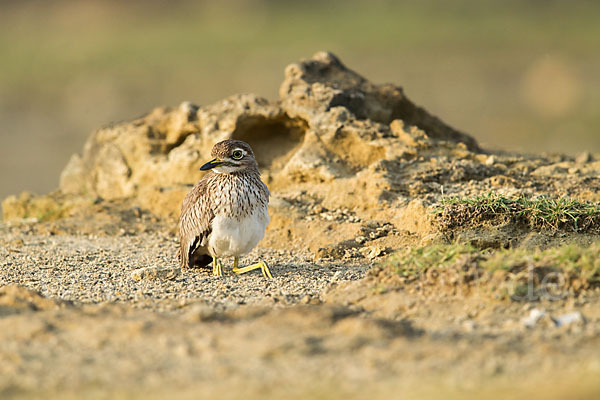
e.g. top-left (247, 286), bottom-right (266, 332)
top-left (1, 224), bottom-right (600, 399)
top-left (0, 227), bottom-right (369, 311)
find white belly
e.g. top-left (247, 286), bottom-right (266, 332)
top-left (208, 207), bottom-right (269, 258)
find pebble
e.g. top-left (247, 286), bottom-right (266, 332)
top-left (360, 245), bottom-right (385, 260)
top-left (552, 311), bottom-right (586, 327)
top-left (130, 266), bottom-right (181, 281)
top-left (521, 309), bottom-right (587, 329)
top-left (521, 308), bottom-right (546, 328)
top-left (355, 236), bottom-right (368, 244)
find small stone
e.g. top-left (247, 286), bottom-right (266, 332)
top-left (130, 266), bottom-right (181, 281)
top-left (552, 311), bottom-right (586, 327)
top-left (355, 236), bottom-right (368, 244)
top-left (360, 245), bottom-right (385, 260)
top-left (312, 205), bottom-right (325, 214)
top-left (300, 295), bottom-right (311, 304)
top-left (521, 308), bottom-right (546, 328)
top-left (485, 155), bottom-right (495, 166)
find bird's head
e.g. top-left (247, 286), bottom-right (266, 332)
top-left (200, 139), bottom-right (258, 174)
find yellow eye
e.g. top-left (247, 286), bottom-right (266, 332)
top-left (232, 150), bottom-right (243, 160)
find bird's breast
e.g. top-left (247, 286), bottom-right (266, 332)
top-left (208, 206), bottom-right (269, 258)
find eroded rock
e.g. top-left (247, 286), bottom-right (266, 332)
top-left (9, 52), bottom-right (599, 255)
top-left (39, 52), bottom-right (487, 252)
top-left (280, 51), bottom-right (479, 150)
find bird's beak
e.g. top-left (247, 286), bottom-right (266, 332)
top-left (200, 158), bottom-right (224, 170)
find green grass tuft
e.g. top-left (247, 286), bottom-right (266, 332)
top-left (380, 242), bottom-right (600, 300)
top-left (437, 191), bottom-right (600, 232)
top-left (381, 243), bottom-right (478, 277)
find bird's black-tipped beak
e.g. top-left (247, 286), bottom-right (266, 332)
top-left (200, 158), bottom-right (224, 170)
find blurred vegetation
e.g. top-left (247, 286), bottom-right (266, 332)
top-left (382, 241), bottom-right (600, 300)
top-left (1, 0), bottom-right (600, 198)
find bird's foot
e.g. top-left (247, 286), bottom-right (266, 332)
top-left (212, 259), bottom-right (223, 276)
top-left (233, 260), bottom-right (273, 279)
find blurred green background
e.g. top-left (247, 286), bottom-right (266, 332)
top-left (1, 0), bottom-right (599, 199)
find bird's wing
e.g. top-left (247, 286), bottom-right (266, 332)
top-left (178, 177), bottom-right (214, 268)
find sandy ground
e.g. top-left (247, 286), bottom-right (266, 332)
top-left (3, 51), bottom-right (600, 400)
top-left (1, 222), bottom-right (600, 400)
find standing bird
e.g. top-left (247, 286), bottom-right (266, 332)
top-left (178, 139), bottom-right (272, 278)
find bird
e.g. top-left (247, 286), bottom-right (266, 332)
top-left (178, 139), bottom-right (272, 278)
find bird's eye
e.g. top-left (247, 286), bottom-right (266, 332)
top-left (231, 150), bottom-right (244, 160)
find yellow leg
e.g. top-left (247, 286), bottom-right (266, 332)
top-left (233, 260), bottom-right (273, 279)
top-left (212, 258), bottom-right (223, 276)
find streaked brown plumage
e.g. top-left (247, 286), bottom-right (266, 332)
top-left (178, 140), bottom-right (270, 276)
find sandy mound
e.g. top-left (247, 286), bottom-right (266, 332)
top-left (4, 52), bottom-right (600, 258)
top-left (4, 52), bottom-right (479, 251)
